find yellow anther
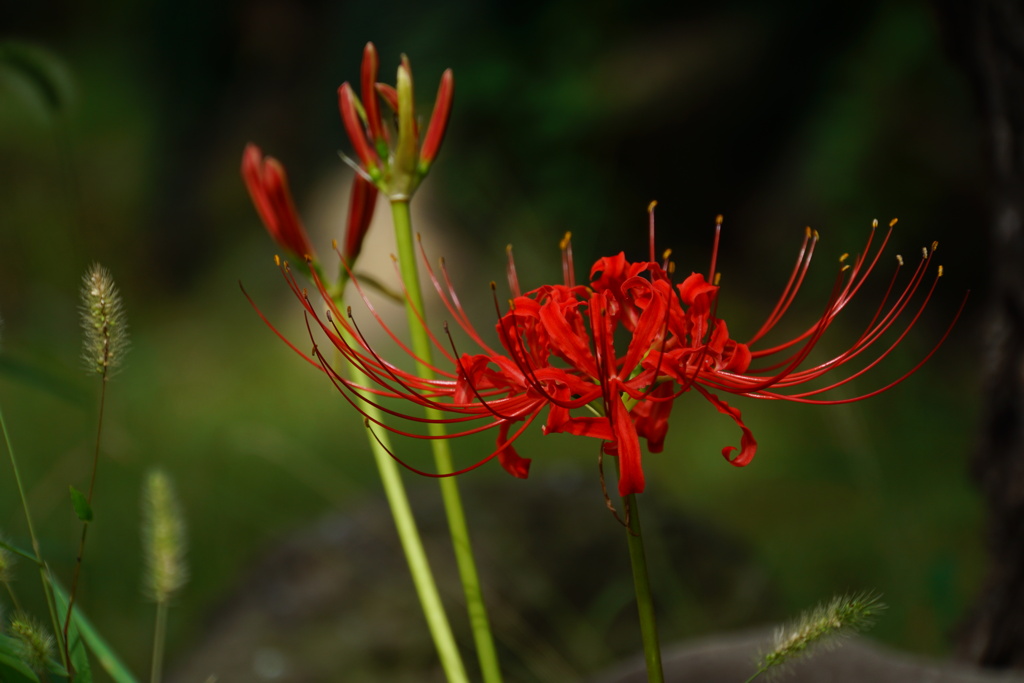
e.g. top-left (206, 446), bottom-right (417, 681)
top-left (668, 262), bottom-right (676, 274)
top-left (805, 226), bottom-right (812, 238)
top-left (938, 265), bottom-right (944, 277)
top-left (922, 247), bottom-right (928, 259)
top-left (841, 264), bottom-right (851, 272)
top-left (714, 272), bottom-right (722, 286)
top-left (662, 248), bottom-right (672, 260)
top-left (274, 254), bottom-right (281, 266)
top-left (332, 239), bottom-right (338, 249)
top-left (560, 232), bottom-right (572, 249)
top-left (813, 229), bottom-right (820, 240)
top-left (931, 240), bottom-right (939, 251)
top-left (839, 253), bottom-right (849, 263)
top-left (647, 200), bottom-right (658, 213)
top-left (715, 214), bottom-right (724, 225)
top-left (896, 254), bottom-right (904, 266)
top-left (506, 244), bottom-right (513, 254)
top-left (889, 218), bottom-right (898, 228)
top-left (872, 219), bottom-right (878, 229)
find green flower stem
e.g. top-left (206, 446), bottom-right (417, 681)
top-left (623, 493), bottom-right (665, 683)
top-left (339, 345), bottom-right (469, 683)
top-left (64, 377), bottom-right (109, 667)
top-left (150, 600), bottom-right (169, 683)
top-left (0, 406), bottom-right (70, 672)
top-left (390, 199), bottom-right (504, 683)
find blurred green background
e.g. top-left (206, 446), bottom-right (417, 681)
top-left (0, 0), bottom-right (986, 679)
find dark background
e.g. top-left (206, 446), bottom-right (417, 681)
top-left (0, 0), bottom-right (989, 679)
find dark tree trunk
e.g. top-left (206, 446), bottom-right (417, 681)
top-left (935, 0), bottom-right (1024, 668)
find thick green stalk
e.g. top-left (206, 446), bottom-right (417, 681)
top-left (0, 407), bottom-right (70, 672)
top-left (339, 344), bottom-right (469, 683)
top-left (390, 199), bottom-right (504, 683)
top-left (623, 493), bottom-right (665, 683)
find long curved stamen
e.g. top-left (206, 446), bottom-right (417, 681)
top-left (747, 226), bottom-right (818, 346)
top-left (648, 201), bottom-right (658, 264)
top-left (748, 289), bottom-right (967, 404)
top-left (414, 234), bottom-right (506, 358)
top-left (708, 214), bottom-right (723, 283)
top-left (311, 338), bottom-right (527, 436)
top-left (506, 244), bottom-right (522, 298)
top-left (560, 232), bottom-right (576, 288)
top-left (364, 411), bottom-right (541, 478)
top-left (443, 322), bottom-right (518, 421)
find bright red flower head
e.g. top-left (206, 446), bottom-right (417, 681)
top-left (252, 210), bottom-right (962, 497)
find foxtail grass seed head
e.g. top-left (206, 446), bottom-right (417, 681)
top-left (142, 470), bottom-right (188, 603)
top-left (9, 613), bottom-right (55, 673)
top-left (80, 263), bottom-right (129, 377)
top-left (756, 592), bottom-right (885, 677)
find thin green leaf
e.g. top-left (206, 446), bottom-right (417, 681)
top-left (0, 538), bottom-right (41, 565)
top-left (0, 658), bottom-right (40, 683)
top-left (69, 486), bottom-right (93, 522)
top-left (51, 582), bottom-right (137, 683)
top-left (53, 584), bottom-right (91, 682)
top-left (0, 634), bottom-right (41, 682)
top-left (45, 655), bottom-right (70, 679)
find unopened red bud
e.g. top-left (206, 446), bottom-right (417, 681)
top-left (361, 43), bottom-right (384, 145)
top-left (338, 83), bottom-right (381, 174)
top-left (419, 68), bottom-right (454, 171)
top-left (344, 175), bottom-right (379, 263)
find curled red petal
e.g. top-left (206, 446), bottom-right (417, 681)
top-left (694, 385), bottom-right (757, 467)
top-left (497, 421), bottom-right (531, 479)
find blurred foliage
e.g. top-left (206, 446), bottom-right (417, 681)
top-left (0, 0), bottom-right (986, 679)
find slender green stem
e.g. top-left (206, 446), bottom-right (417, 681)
top-left (623, 493), bottom-right (664, 683)
top-left (0, 406), bottom-right (70, 672)
top-left (150, 600), bottom-right (168, 683)
top-left (338, 341), bottom-right (469, 683)
top-left (64, 376), bottom-right (108, 672)
top-left (3, 580), bottom-right (21, 612)
top-left (390, 199), bottom-right (504, 683)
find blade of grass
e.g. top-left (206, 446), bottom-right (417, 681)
top-left (52, 582), bottom-right (137, 683)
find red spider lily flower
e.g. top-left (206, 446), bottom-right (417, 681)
top-left (241, 144), bottom-right (378, 267)
top-left (252, 211), bottom-right (962, 498)
top-left (338, 42), bottom-right (454, 200)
